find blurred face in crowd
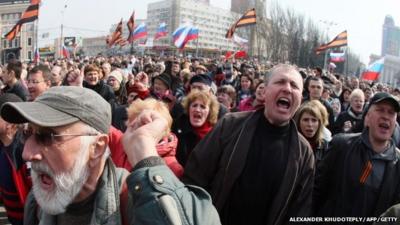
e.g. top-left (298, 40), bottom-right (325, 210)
top-left (153, 79), bottom-right (169, 97)
top-left (217, 92), bottom-right (233, 109)
top-left (350, 95), bottom-right (365, 114)
top-left (102, 63), bottom-right (111, 76)
top-left (189, 99), bottom-right (210, 128)
top-left (263, 66), bottom-right (303, 126)
top-left (255, 83), bottom-right (265, 102)
top-left (331, 101), bottom-right (341, 116)
top-left (191, 82), bottom-right (211, 93)
top-left (322, 89), bottom-right (331, 101)
top-left (240, 76), bottom-right (252, 91)
top-left (51, 66), bottom-right (63, 86)
top-left (365, 101), bottom-right (397, 147)
top-left (1, 67), bottom-right (14, 85)
top-left (343, 90), bottom-right (351, 103)
top-left (299, 112), bottom-right (319, 139)
top-left (171, 63), bottom-right (180, 75)
top-left (308, 79), bottom-right (323, 100)
top-left (351, 77), bottom-right (359, 89)
top-left (127, 92), bottom-right (138, 105)
top-left (107, 76), bottom-right (121, 92)
top-left (85, 70), bottom-right (100, 86)
top-left (23, 122), bottom-right (97, 215)
top-left (334, 80), bottom-right (342, 90)
top-left (364, 89), bottom-right (373, 102)
top-left (27, 71), bottom-right (51, 101)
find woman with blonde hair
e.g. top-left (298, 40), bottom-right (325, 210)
top-left (109, 98), bottom-right (184, 177)
top-left (295, 100), bottom-right (330, 164)
top-left (172, 89), bottom-right (219, 166)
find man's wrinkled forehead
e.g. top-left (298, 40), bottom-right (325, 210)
top-left (268, 67), bottom-right (303, 87)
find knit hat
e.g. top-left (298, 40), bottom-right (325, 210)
top-left (153, 73), bottom-right (171, 90)
top-left (108, 70), bottom-right (123, 84)
top-left (189, 74), bottom-right (212, 86)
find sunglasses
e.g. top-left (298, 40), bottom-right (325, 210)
top-left (26, 128), bottom-right (98, 146)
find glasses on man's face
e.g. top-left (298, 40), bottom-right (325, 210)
top-left (27, 80), bottom-right (45, 85)
top-left (27, 129), bottom-right (99, 146)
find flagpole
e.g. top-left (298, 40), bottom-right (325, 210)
top-left (345, 48), bottom-right (349, 75)
top-left (323, 49), bottom-right (329, 72)
top-left (34, 14), bottom-right (39, 64)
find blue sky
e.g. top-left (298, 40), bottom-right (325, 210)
top-left (38, 0), bottom-right (399, 64)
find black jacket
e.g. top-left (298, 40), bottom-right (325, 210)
top-left (332, 107), bottom-right (363, 135)
top-left (172, 113), bottom-right (199, 167)
top-left (314, 130), bottom-right (400, 221)
top-left (183, 109), bottom-right (315, 225)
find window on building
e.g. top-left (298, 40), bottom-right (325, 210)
top-left (8, 40), bottom-right (12, 48)
top-left (3, 40), bottom-right (6, 48)
top-left (28, 37), bottom-right (32, 46)
top-left (14, 39), bottom-right (18, 47)
top-left (28, 51), bottom-right (32, 60)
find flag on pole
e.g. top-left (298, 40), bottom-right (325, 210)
top-left (33, 48), bottom-right (40, 63)
top-left (172, 24), bottom-right (199, 49)
top-left (315, 30), bottom-right (348, 54)
top-left (154, 22), bottom-right (168, 40)
top-left (329, 52), bottom-right (345, 62)
top-left (106, 19), bottom-right (123, 47)
top-left (225, 8), bottom-right (256, 39)
top-left (5, 0), bottom-right (41, 41)
top-left (361, 58), bottom-right (384, 81)
top-left (132, 23), bottom-right (148, 40)
top-left (127, 11), bottom-right (135, 43)
top-left (62, 45), bottom-right (70, 58)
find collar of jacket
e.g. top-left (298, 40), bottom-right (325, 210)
top-left (347, 107), bottom-right (363, 120)
top-left (37, 158), bottom-right (125, 225)
top-left (361, 128), bottom-right (397, 162)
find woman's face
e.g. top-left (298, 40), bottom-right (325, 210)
top-left (299, 112), bottom-right (319, 139)
top-left (240, 76), bottom-right (251, 90)
top-left (255, 83), bottom-right (265, 101)
top-left (189, 99), bottom-right (210, 128)
top-left (350, 96), bottom-right (365, 114)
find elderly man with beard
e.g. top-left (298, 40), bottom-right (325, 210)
top-left (314, 92), bottom-right (400, 221)
top-left (0, 86), bottom-right (220, 225)
top-left (183, 64), bottom-right (315, 225)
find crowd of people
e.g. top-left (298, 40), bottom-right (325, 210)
top-left (1, 54), bottom-right (400, 224)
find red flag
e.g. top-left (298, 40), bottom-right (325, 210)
top-left (127, 11), bottom-right (135, 43)
top-left (234, 51), bottom-right (247, 59)
top-left (225, 51), bottom-right (233, 60)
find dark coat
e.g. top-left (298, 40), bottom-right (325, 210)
top-left (3, 81), bottom-right (28, 101)
top-left (314, 131), bottom-right (400, 220)
top-left (83, 80), bottom-right (115, 103)
top-left (172, 113), bottom-right (199, 167)
top-left (183, 109), bottom-right (315, 225)
top-left (332, 108), bottom-right (363, 135)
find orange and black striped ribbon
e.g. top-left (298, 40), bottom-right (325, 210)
top-left (225, 8), bottom-right (257, 39)
top-left (359, 160), bottom-right (373, 184)
top-left (127, 11), bottom-right (135, 43)
top-left (108, 19), bottom-right (124, 47)
top-left (5, 1), bottom-right (40, 41)
top-left (315, 30), bottom-right (348, 54)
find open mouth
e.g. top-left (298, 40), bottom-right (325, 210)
top-left (276, 97), bottom-right (291, 109)
top-left (378, 123), bottom-right (390, 130)
top-left (39, 172), bottom-right (54, 189)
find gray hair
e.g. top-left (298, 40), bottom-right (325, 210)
top-left (264, 64), bottom-right (301, 85)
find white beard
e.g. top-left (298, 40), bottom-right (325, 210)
top-left (31, 136), bottom-right (92, 215)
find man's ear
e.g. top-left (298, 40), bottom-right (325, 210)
top-left (89, 134), bottom-right (109, 167)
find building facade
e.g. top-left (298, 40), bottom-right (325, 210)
top-left (146, 0), bottom-right (240, 56)
top-left (0, 0), bottom-right (36, 64)
top-left (381, 15), bottom-right (400, 57)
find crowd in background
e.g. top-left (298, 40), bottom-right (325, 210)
top-left (2, 53), bottom-right (400, 225)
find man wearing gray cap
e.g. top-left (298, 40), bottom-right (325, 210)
top-left (1, 86), bottom-right (220, 225)
top-left (314, 92), bottom-right (400, 219)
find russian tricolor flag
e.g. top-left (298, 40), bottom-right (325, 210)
top-left (154, 22), bottom-right (167, 40)
top-left (361, 58), bottom-right (384, 81)
top-left (133, 23), bottom-right (147, 40)
top-left (329, 52), bottom-right (345, 63)
top-left (173, 24), bottom-right (198, 49)
top-left (34, 48), bottom-right (40, 63)
top-left (62, 45), bottom-right (70, 58)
